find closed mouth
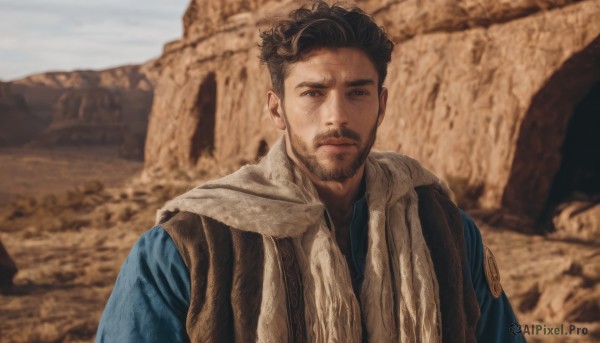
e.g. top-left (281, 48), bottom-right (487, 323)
top-left (318, 138), bottom-right (357, 146)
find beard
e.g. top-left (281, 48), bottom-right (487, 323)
top-left (285, 113), bottom-right (379, 182)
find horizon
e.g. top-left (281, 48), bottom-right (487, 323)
top-left (0, 0), bottom-right (187, 82)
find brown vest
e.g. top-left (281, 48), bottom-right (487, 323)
top-left (161, 185), bottom-right (480, 342)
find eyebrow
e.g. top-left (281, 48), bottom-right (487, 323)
top-left (345, 79), bottom-right (375, 87)
top-left (295, 81), bottom-right (328, 89)
top-left (294, 78), bottom-right (375, 89)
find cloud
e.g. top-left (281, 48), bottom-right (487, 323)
top-left (0, 0), bottom-right (187, 81)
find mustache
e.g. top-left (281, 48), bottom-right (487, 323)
top-left (313, 127), bottom-right (361, 147)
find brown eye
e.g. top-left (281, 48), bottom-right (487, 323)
top-left (349, 89), bottom-right (369, 96)
top-left (302, 90), bottom-right (322, 97)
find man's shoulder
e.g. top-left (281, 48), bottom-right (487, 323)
top-left (159, 210), bottom-right (263, 261)
top-left (160, 211), bottom-right (261, 236)
top-left (159, 211), bottom-right (204, 232)
top-left (159, 211), bottom-right (234, 244)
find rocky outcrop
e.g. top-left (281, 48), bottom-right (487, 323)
top-left (53, 88), bottom-right (123, 125)
top-left (31, 88), bottom-right (124, 146)
top-left (11, 64), bottom-right (153, 90)
top-left (144, 0), bottom-right (600, 226)
top-left (0, 82), bottom-right (45, 146)
top-left (9, 64), bottom-right (154, 122)
top-left (6, 64), bottom-right (155, 153)
top-left (552, 197), bottom-right (600, 242)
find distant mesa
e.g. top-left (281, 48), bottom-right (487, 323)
top-left (2, 64), bottom-right (156, 160)
top-left (31, 88), bottom-right (128, 147)
top-left (0, 81), bottom-right (45, 146)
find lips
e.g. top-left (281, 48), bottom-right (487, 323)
top-left (317, 138), bottom-right (357, 154)
top-left (318, 138), bottom-right (356, 146)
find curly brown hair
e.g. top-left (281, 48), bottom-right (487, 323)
top-left (259, 1), bottom-right (394, 97)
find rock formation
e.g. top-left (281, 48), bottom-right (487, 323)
top-left (9, 64), bottom-right (154, 122)
top-left (144, 0), bottom-right (600, 228)
top-left (33, 88), bottom-right (124, 146)
top-left (553, 197), bottom-right (600, 241)
top-left (54, 88), bottom-right (123, 125)
top-left (0, 82), bottom-right (45, 146)
top-left (5, 64), bottom-right (155, 156)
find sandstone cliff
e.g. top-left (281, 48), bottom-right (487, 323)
top-left (144, 0), bottom-right (600, 227)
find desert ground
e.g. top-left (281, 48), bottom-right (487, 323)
top-left (0, 147), bottom-right (143, 205)
top-left (0, 147), bottom-right (598, 342)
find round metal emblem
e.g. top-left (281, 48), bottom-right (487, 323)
top-left (483, 245), bottom-right (502, 299)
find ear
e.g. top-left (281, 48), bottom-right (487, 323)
top-left (267, 90), bottom-right (286, 130)
top-left (376, 86), bottom-right (388, 126)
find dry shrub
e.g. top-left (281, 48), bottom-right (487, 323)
top-left (7, 196), bottom-right (38, 219)
top-left (16, 322), bottom-right (63, 343)
top-left (116, 206), bottom-right (136, 222)
top-left (1, 181), bottom-right (108, 233)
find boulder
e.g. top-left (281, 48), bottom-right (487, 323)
top-left (553, 198), bottom-right (600, 242)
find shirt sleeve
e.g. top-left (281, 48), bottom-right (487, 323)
top-left (460, 211), bottom-right (527, 343)
top-left (95, 226), bottom-right (191, 343)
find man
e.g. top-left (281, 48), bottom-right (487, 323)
top-left (97, 2), bottom-right (525, 342)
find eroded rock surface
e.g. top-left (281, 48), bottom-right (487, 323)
top-left (32, 88), bottom-right (125, 146)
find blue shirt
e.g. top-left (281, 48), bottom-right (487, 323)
top-left (96, 198), bottom-right (525, 342)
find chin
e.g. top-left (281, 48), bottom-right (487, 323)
top-left (318, 162), bottom-right (360, 179)
top-left (319, 150), bottom-right (356, 161)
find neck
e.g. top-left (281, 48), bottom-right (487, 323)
top-left (310, 166), bottom-right (364, 216)
top-left (290, 156), bottom-right (365, 217)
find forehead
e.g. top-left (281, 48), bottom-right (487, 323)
top-left (284, 47), bottom-right (378, 85)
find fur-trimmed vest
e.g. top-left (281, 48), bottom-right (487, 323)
top-left (160, 185), bottom-right (480, 342)
top-left (157, 137), bottom-right (479, 342)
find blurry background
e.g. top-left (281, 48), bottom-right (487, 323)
top-left (0, 0), bottom-right (599, 342)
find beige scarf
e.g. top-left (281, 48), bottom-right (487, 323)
top-left (157, 136), bottom-right (445, 342)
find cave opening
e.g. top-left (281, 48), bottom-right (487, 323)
top-left (541, 82), bottom-right (600, 228)
top-left (501, 37), bottom-right (599, 232)
top-left (190, 72), bottom-right (217, 165)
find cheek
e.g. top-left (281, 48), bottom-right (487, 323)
top-left (351, 102), bottom-right (379, 123)
top-left (285, 104), bottom-right (321, 133)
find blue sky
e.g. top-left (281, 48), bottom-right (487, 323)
top-left (0, 0), bottom-right (188, 81)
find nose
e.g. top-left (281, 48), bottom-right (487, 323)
top-left (323, 92), bottom-right (350, 127)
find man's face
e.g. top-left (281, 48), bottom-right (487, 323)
top-left (268, 47), bottom-right (387, 181)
